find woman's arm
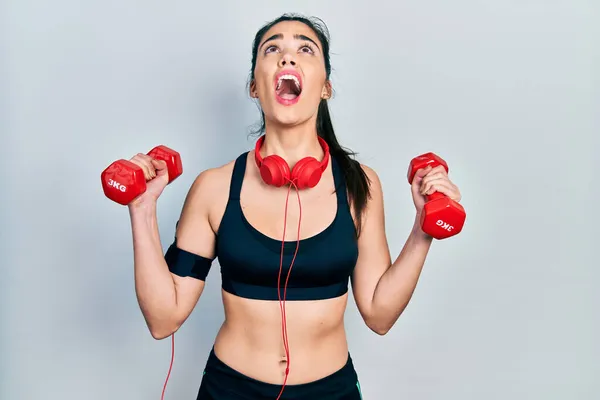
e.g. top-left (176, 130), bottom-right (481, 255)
top-left (130, 169), bottom-right (217, 340)
top-left (351, 164), bottom-right (460, 335)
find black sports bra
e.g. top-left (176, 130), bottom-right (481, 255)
top-left (215, 152), bottom-right (358, 301)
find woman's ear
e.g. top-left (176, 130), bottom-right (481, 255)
top-left (249, 79), bottom-right (258, 98)
top-left (321, 80), bottom-right (332, 99)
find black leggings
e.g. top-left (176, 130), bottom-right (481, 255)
top-left (196, 348), bottom-right (364, 400)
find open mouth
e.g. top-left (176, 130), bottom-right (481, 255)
top-left (275, 71), bottom-right (302, 104)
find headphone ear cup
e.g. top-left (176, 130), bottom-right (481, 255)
top-left (260, 155), bottom-right (291, 187)
top-left (292, 157), bottom-right (323, 189)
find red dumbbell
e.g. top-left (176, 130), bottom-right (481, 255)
top-left (101, 145), bottom-right (183, 205)
top-left (407, 152), bottom-right (466, 240)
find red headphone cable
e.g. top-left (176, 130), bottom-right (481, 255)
top-left (160, 180), bottom-right (303, 400)
top-left (161, 333), bottom-right (175, 400)
top-left (275, 180), bottom-right (302, 400)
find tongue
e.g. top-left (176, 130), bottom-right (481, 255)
top-left (277, 79), bottom-right (299, 100)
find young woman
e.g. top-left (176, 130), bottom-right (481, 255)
top-left (126, 13), bottom-right (462, 400)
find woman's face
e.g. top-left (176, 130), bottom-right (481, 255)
top-left (251, 21), bottom-right (330, 128)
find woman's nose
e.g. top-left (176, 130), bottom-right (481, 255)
top-left (278, 52), bottom-right (296, 68)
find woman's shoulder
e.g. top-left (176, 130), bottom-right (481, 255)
top-left (179, 153), bottom-right (249, 232)
top-left (185, 157), bottom-right (238, 200)
top-left (358, 162), bottom-right (380, 182)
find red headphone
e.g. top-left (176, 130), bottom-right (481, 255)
top-left (254, 135), bottom-right (330, 189)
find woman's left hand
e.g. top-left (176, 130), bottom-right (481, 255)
top-left (410, 165), bottom-right (462, 214)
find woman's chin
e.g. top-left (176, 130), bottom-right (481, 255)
top-left (265, 110), bottom-right (307, 128)
top-left (262, 94), bottom-right (320, 128)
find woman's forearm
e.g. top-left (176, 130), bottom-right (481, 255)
top-left (370, 219), bottom-right (433, 332)
top-left (129, 204), bottom-right (178, 334)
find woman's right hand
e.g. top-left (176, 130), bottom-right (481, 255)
top-left (127, 153), bottom-right (170, 211)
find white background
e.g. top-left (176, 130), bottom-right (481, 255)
top-left (1, 1), bottom-right (598, 399)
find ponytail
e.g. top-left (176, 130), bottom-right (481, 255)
top-left (316, 99), bottom-right (371, 237)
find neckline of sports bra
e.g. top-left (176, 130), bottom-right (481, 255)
top-left (237, 200), bottom-right (340, 254)
top-left (221, 151), bottom-right (345, 255)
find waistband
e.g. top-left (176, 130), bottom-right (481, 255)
top-left (202, 347), bottom-right (358, 399)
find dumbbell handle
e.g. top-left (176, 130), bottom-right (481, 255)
top-left (424, 191), bottom-right (445, 202)
top-left (147, 145), bottom-right (183, 184)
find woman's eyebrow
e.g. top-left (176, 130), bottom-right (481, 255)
top-left (259, 33), bottom-right (320, 51)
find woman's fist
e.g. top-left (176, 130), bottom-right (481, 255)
top-left (127, 153), bottom-right (170, 207)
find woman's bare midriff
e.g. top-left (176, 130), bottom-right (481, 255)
top-left (213, 290), bottom-right (350, 385)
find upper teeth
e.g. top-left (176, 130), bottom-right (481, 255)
top-left (277, 74), bottom-right (300, 90)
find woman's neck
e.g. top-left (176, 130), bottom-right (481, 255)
top-left (260, 121), bottom-right (324, 167)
